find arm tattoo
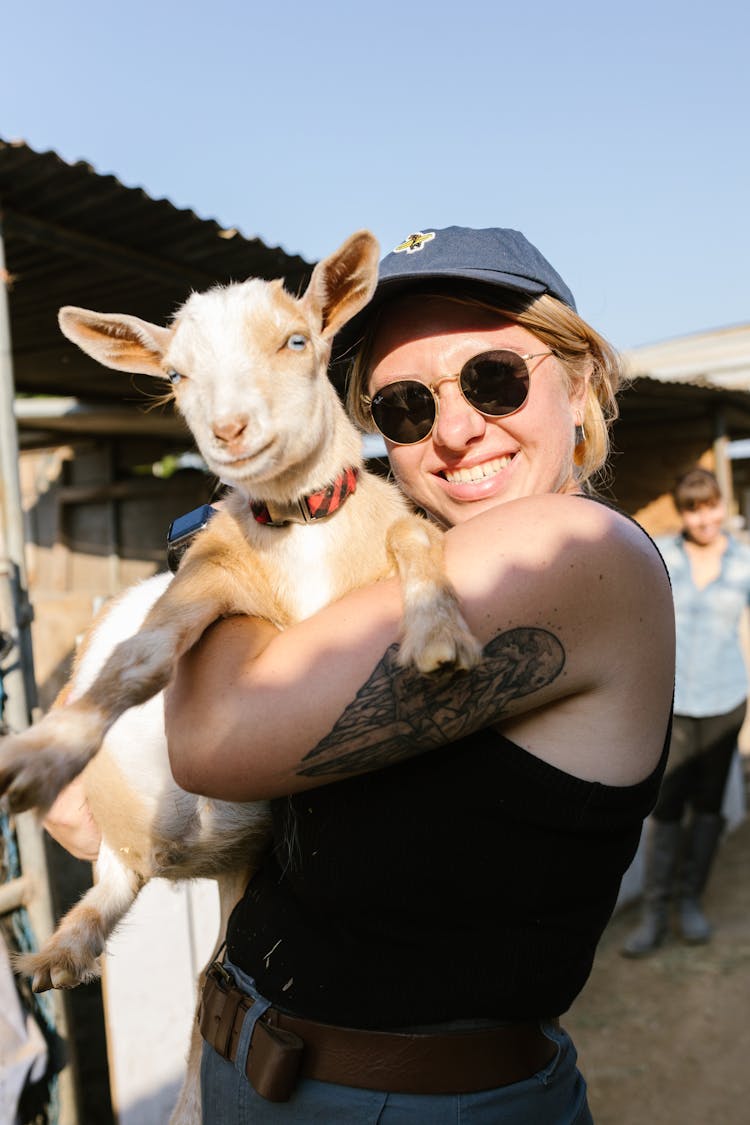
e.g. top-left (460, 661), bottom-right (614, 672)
top-left (298, 627), bottom-right (565, 779)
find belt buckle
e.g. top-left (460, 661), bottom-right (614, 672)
top-left (200, 960), bottom-right (246, 1058)
top-left (200, 960), bottom-right (304, 1101)
top-left (207, 959), bottom-right (234, 990)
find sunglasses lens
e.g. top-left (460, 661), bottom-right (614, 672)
top-left (461, 351), bottom-right (530, 416)
top-left (370, 381), bottom-right (436, 444)
top-left (368, 351), bottom-right (534, 444)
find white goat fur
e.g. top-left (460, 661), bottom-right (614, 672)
top-left (0, 231), bottom-right (480, 1124)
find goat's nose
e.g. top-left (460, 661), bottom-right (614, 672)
top-left (212, 416), bottom-right (249, 443)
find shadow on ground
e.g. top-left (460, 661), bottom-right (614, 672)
top-left (567, 812), bottom-right (750, 1125)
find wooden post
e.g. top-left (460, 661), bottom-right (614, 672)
top-left (713, 408), bottom-right (735, 514)
top-left (0, 208), bottom-right (79, 1125)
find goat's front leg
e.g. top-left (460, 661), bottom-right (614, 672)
top-left (388, 517), bottom-right (482, 673)
top-left (13, 842), bottom-right (144, 991)
top-left (0, 561), bottom-right (249, 814)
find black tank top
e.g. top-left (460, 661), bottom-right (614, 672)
top-left (226, 722), bottom-right (668, 1028)
top-left (227, 496), bottom-right (671, 1027)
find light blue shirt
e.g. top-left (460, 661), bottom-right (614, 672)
top-left (657, 533), bottom-right (750, 717)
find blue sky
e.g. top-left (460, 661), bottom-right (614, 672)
top-left (2, 0), bottom-right (748, 351)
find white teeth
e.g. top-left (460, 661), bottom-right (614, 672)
top-left (444, 456), bottom-right (511, 484)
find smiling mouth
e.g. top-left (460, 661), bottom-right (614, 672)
top-left (213, 441), bottom-right (275, 470)
top-left (443, 455), bottom-right (513, 484)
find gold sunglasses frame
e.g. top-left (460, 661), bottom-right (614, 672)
top-left (361, 350), bottom-right (552, 445)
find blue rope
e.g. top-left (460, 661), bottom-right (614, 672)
top-left (2, 812), bottom-right (60, 1124)
top-left (1, 636), bottom-right (60, 1119)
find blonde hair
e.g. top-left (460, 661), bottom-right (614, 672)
top-left (345, 289), bottom-right (623, 490)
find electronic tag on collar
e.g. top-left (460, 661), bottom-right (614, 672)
top-left (166, 503), bottom-right (216, 573)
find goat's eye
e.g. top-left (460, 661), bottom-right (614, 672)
top-left (286, 334), bottom-right (307, 351)
top-left (167, 369), bottom-right (184, 385)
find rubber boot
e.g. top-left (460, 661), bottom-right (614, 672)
top-left (621, 820), bottom-right (682, 957)
top-left (679, 813), bottom-right (724, 944)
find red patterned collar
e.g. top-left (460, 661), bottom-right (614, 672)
top-left (250, 467), bottom-right (359, 526)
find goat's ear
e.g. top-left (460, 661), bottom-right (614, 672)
top-left (58, 307), bottom-right (173, 377)
top-left (304, 231), bottom-right (380, 340)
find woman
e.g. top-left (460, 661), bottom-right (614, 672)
top-left (49, 227), bottom-right (675, 1123)
top-left (622, 466), bottom-right (750, 957)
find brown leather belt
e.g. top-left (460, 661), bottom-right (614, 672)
top-left (199, 961), bottom-right (559, 1102)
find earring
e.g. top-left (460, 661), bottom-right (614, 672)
top-left (574, 414), bottom-right (586, 466)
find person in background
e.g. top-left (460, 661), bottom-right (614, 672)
top-left (622, 466), bottom-right (750, 957)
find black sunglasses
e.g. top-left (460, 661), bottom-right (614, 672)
top-left (362, 349), bottom-right (552, 446)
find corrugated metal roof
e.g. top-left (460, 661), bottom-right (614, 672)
top-left (0, 138), bottom-right (313, 420)
top-left (622, 323), bottom-right (750, 390)
top-left (4, 137), bottom-right (750, 450)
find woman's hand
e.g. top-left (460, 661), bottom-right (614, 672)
top-left (43, 777), bottom-right (101, 862)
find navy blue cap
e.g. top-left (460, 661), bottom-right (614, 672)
top-left (334, 225), bottom-right (576, 359)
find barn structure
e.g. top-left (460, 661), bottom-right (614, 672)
top-left (0, 138), bottom-right (311, 1125)
top-left (617, 323), bottom-right (750, 531)
top-left (1, 137), bottom-right (750, 1122)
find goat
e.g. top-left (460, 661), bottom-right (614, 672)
top-left (0, 230), bottom-right (480, 1123)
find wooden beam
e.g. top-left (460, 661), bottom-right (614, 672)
top-left (1, 206), bottom-right (222, 289)
top-left (57, 480), bottom-right (181, 504)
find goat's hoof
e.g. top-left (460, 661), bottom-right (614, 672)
top-left (400, 621), bottom-right (483, 674)
top-left (456, 629), bottom-right (484, 671)
top-left (0, 744), bottom-right (85, 814)
top-left (15, 946), bottom-right (102, 992)
top-left (0, 757), bottom-right (61, 814)
top-left (32, 967), bottom-right (55, 993)
top-left (417, 637), bottom-right (482, 674)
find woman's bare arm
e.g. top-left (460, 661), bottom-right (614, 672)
top-left (165, 494), bottom-right (675, 801)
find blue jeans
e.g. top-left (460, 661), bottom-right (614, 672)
top-left (199, 960), bottom-right (593, 1124)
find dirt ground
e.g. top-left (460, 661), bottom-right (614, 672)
top-left (566, 810), bottom-right (750, 1125)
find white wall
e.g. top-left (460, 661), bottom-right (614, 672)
top-left (102, 878), bottom-right (220, 1124)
